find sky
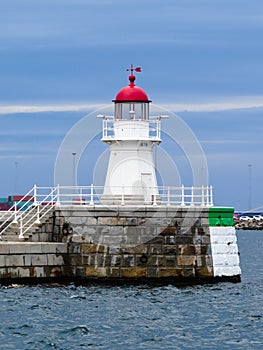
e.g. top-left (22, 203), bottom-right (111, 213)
top-left (0, 0), bottom-right (262, 212)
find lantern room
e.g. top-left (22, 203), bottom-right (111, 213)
top-left (99, 66), bottom-right (161, 142)
top-left (112, 66), bottom-right (151, 121)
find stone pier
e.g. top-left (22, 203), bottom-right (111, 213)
top-left (0, 205), bottom-right (241, 284)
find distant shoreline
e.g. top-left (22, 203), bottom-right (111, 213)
top-left (235, 222), bottom-right (263, 230)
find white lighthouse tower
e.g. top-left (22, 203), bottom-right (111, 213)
top-left (99, 65), bottom-right (162, 205)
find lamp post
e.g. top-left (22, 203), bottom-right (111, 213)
top-left (72, 152), bottom-right (77, 192)
top-left (14, 161), bottom-right (18, 193)
top-left (248, 164), bottom-right (252, 210)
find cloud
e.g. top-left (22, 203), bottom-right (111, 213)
top-left (0, 104), bottom-right (106, 115)
top-left (0, 143), bottom-right (57, 154)
top-left (162, 99), bottom-right (263, 112)
top-left (1, 97), bottom-right (263, 115)
top-left (202, 139), bottom-right (263, 146)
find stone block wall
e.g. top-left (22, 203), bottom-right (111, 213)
top-left (0, 242), bottom-right (69, 281)
top-left (210, 227), bottom-right (241, 277)
top-left (54, 206), bottom-right (217, 281)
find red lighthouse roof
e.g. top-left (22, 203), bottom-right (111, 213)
top-left (113, 65), bottom-right (151, 103)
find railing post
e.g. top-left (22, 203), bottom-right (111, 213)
top-left (103, 119), bottom-right (106, 138)
top-left (51, 188), bottom-right (54, 203)
top-left (33, 184), bottom-right (38, 206)
top-left (190, 186), bottom-right (194, 207)
top-left (56, 184), bottom-right (61, 207)
top-left (181, 185), bottom-right (185, 207)
top-left (157, 119), bottom-right (160, 139)
top-left (205, 186), bottom-right (210, 207)
top-left (80, 187), bottom-right (83, 205)
top-left (167, 186), bottom-right (170, 206)
top-left (18, 217), bottom-right (24, 239)
top-left (201, 185), bottom-right (205, 207)
top-left (210, 185), bottom-right (214, 206)
top-left (121, 185), bottom-right (125, 206)
top-left (89, 184), bottom-right (94, 205)
top-left (153, 190), bottom-right (157, 206)
top-left (13, 202), bottom-right (18, 224)
top-left (34, 204), bottom-right (41, 224)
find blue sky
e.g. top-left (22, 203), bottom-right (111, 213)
top-left (0, 0), bottom-right (262, 211)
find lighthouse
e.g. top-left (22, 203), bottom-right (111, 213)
top-left (0, 66), bottom-right (241, 285)
top-left (99, 65), bottom-right (162, 205)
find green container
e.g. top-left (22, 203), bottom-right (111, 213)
top-left (0, 198), bottom-right (8, 204)
top-left (16, 201), bottom-right (34, 211)
top-left (209, 207), bottom-right (234, 227)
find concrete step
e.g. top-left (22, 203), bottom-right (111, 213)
top-left (0, 206), bottom-right (54, 242)
top-left (1, 223), bottom-right (37, 241)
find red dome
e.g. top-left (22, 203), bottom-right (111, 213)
top-left (113, 74), bottom-right (151, 103)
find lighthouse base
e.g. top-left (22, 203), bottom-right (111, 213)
top-left (55, 206), bottom-right (241, 283)
top-left (0, 206), bottom-right (241, 284)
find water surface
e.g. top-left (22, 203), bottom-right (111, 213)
top-left (0, 230), bottom-right (262, 349)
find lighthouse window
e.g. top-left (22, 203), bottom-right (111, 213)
top-left (140, 142), bottom-right (148, 147)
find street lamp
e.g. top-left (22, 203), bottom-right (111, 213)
top-left (14, 161), bottom-right (18, 193)
top-left (248, 164), bottom-right (252, 210)
top-left (72, 152), bottom-right (77, 190)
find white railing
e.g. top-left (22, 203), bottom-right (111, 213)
top-left (101, 116), bottom-right (161, 141)
top-left (0, 184), bottom-right (213, 239)
top-left (28, 184), bottom-right (213, 207)
top-left (0, 185), bottom-right (58, 239)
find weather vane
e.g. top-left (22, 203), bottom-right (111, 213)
top-left (126, 64), bottom-right (141, 73)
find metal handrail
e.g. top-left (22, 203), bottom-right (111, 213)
top-left (0, 184), bottom-right (214, 239)
top-left (18, 187), bottom-right (58, 238)
top-left (0, 185), bottom-right (57, 238)
top-left (40, 184), bottom-right (213, 207)
top-left (0, 186), bottom-right (35, 223)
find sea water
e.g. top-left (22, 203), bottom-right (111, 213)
top-left (0, 230), bottom-right (262, 350)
